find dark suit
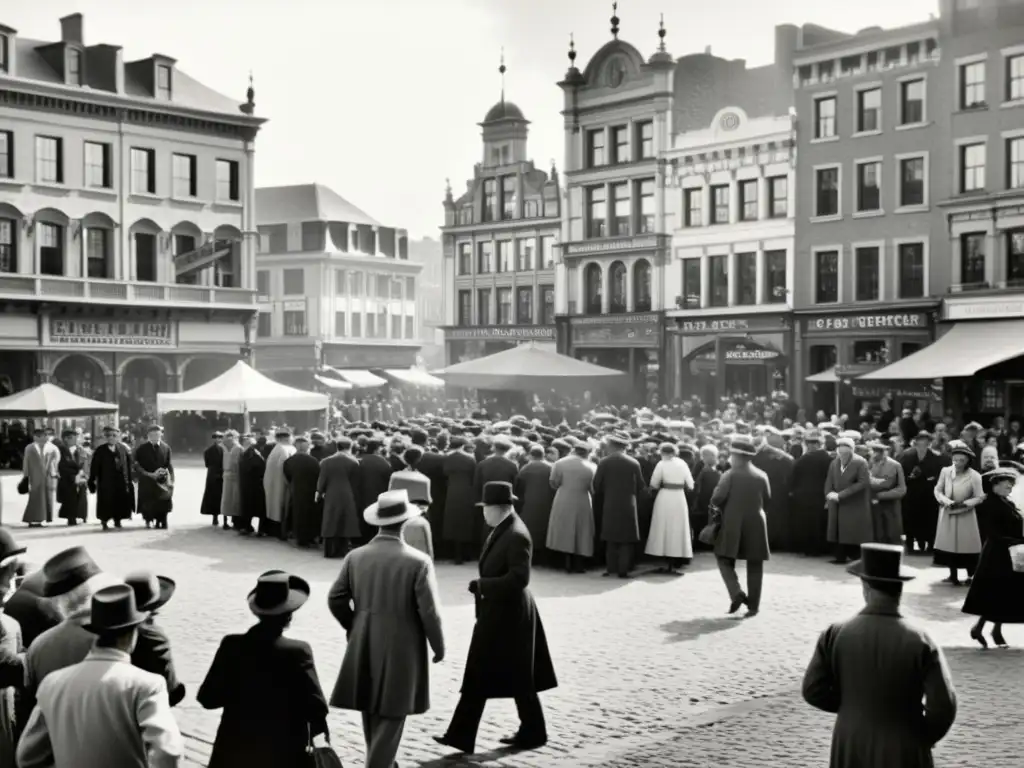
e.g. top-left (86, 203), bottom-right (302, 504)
top-left (239, 445), bottom-right (267, 534)
top-left (356, 453), bottom-right (393, 542)
top-left (88, 441), bottom-right (135, 523)
top-left (442, 512), bottom-right (557, 752)
top-left (514, 460), bottom-right (555, 561)
top-left (443, 450), bottom-right (479, 559)
top-left (417, 449), bottom-right (448, 555)
top-left (132, 617), bottom-right (186, 706)
top-left (134, 440), bottom-right (174, 527)
top-left (790, 447), bottom-right (833, 555)
top-left (4, 571), bottom-right (60, 648)
top-left (751, 443), bottom-right (794, 552)
top-left (592, 451), bottom-right (645, 576)
top-left (283, 452), bottom-right (322, 548)
top-left (201, 443), bottom-right (225, 519)
top-left (473, 454), bottom-right (519, 504)
top-left (55, 443), bottom-right (87, 524)
top-left (198, 623), bottom-right (329, 768)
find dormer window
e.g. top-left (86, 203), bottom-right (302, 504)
top-left (156, 64), bottom-right (172, 100)
top-left (66, 48), bottom-right (82, 86)
top-left (0, 34), bottom-right (9, 73)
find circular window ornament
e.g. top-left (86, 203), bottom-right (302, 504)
top-left (719, 112), bottom-right (740, 131)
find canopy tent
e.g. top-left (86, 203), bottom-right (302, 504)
top-left (314, 373), bottom-right (353, 390)
top-left (859, 320), bottom-right (1024, 380)
top-left (806, 367), bottom-right (840, 383)
top-left (156, 361), bottom-right (329, 413)
top-left (0, 383), bottom-right (118, 417)
top-left (322, 365), bottom-right (387, 388)
top-left (382, 368), bottom-right (445, 388)
top-left (437, 343), bottom-right (626, 390)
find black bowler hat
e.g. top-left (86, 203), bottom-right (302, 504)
top-left (0, 528), bottom-right (26, 567)
top-left (124, 571), bottom-right (176, 612)
top-left (248, 570), bottom-right (310, 617)
top-left (84, 584), bottom-right (149, 634)
top-left (477, 481), bottom-right (517, 507)
top-left (43, 546), bottom-right (102, 597)
top-left (847, 543), bottom-right (916, 583)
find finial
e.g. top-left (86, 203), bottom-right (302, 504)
top-left (445, 177), bottom-right (452, 198)
top-left (568, 33), bottom-right (577, 65)
top-left (658, 13), bottom-right (666, 51)
top-left (246, 70), bottom-right (254, 104)
top-left (499, 48), bottom-right (506, 104)
top-left (611, 2), bottom-right (620, 39)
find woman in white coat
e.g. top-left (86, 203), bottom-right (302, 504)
top-left (645, 443), bottom-right (695, 575)
top-left (933, 440), bottom-right (984, 586)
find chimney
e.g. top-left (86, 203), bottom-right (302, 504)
top-left (60, 13), bottom-right (83, 45)
top-left (774, 23), bottom-right (799, 72)
top-left (704, 45), bottom-right (712, 55)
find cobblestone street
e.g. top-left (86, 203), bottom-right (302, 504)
top-left (4, 468), bottom-right (1022, 768)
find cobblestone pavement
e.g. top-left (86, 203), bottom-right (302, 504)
top-left (4, 470), bottom-right (1023, 768)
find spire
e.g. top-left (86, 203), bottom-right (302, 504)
top-left (568, 33), bottom-right (577, 67)
top-left (611, 2), bottom-right (620, 39)
top-left (240, 70), bottom-right (255, 115)
top-left (658, 13), bottom-right (666, 52)
top-left (499, 48), bottom-right (506, 104)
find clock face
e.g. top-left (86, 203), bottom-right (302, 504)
top-left (719, 112), bottom-right (740, 131)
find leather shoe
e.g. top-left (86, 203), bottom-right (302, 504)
top-left (432, 735), bottom-right (473, 754)
top-left (498, 734), bottom-right (547, 749)
top-left (728, 592), bottom-right (747, 614)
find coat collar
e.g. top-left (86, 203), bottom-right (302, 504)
top-left (480, 512), bottom-right (515, 566)
top-left (85, 646), bottom-right (131, 664)
top-left (859, 603), bottom-right (902, 618)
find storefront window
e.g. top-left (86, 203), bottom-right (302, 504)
top-left (1008, 230), bottom-right (1024, 285)
top-left (736, 252), bottom-right (756, 305)
top-left (584, 263), bottom-right (602, 314)
top-left (810, 345), bottom-right (837, 373)
top-left (609, 261), bottom-right (627, 313)
top-left (854, 340), bottom-right (887, 364)
top-left (710, 255), bottom-right (728, 307)
top-left (901, 343), bottom-right (922, 358)
top-left (765, 250), bottom-right (786, 303)
top-left (682, 259), bottom-right (701, 309)
top-left (960, 232), bottom-right (986, 286)
top-left (633, 259), bottom-right (652, 311)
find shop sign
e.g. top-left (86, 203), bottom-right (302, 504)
top-left (725, 348), bottom-right (779, 361)
top-left (571, 313), bottom-right (660, 326)
top-left (944, 299), bottom-right (1024, 321)
top-left (675, 315), bottom-right (788, 334)
top-left (47, 319), bottom-right (176, 349)
top-left (852, 384), bottom-right (935, 400)
top-left (446, 326), bottom-right (555, 341)
top-left (806, 312), bottom-right (928, 333)
top-left (571, 313), bottom-right (660, 347)
top-left (564, 236), bottom-right (661, 256)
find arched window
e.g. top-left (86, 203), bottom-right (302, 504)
top-left (633, 259), bottom-right (652, 311)
top-left (609, 261), bottom-right (627, 313)
top-left (584, 263), bottom-right (602, 315)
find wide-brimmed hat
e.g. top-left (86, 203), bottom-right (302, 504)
top-left (389, 472), bottom-right (432, 505)
top-left (847, 543), bottom-right (916, 583)
top-left (867, 440), bottom-right (890, 452)
top-left (836, 437), bottom-right (856, 450)
top-left (364, 489), bottom-right (420, 527)
top-left (83, 584), bottom-right (150, 634)
top-left (604, 432), bottom-right (631, 449)
top-left (247, 570), bottom-right (310, 617)
top-left (43, 546), bottom-right (102, 597)
top-left (912, 430), bottom-right (933, 443)
top-left (0, 528), bottom-right (26, 569)
top-left (658, 442), bottom-right (678, 455)
top-left (729, 437), bottom-right (757, 457)
top-left (983, 466), bottom-right (1020, 485)
top-left (949, 440), bottom-right (976, 459)
top-left (124, 571), bottom-right (176, 612)
top-left (477, 481), bottom-right (518, 507)
top-left (804, 430), bottom-right (823, 444)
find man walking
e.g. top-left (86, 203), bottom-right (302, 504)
top-left (134, 425), bottom-right (174, 530)
top-left (802, 543), bottom-right (957, 767)
top-left (88, 426), bottom-right (135, 531)
top-left (328, 489), bottom-right (445, 768)
top-left (592, 433), bottom-right (645, 578)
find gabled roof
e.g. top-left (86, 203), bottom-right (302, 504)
top-left (255, 184), bottom-right (382, 227)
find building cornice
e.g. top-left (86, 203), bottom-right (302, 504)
top-left (256, 251), bottom-right (422, 272)
top-left (441, 217), bottom-right (561, 237)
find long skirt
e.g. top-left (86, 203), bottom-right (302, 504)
top-left (645, 488), bottom-right (693, 560)
top-left (962, 536), bottom-right (1024, 623)
top-left (546, 493), bottom-right (595, 557)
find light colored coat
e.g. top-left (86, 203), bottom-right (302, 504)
top-left (546, 455), bottom-right (596, 557)
top-left (22, 441), bottom-right (58, 523)
top-left (17, 646), bottom-right (184, 768)
top-left (933, 465), bottom-right (984, 555)
top-left (825, 454), bottom-right (873, 546)
top-left (402, 514), bottom-right (434, 560)
top-left (263, 442), bottom-right (295, 523)
top-left (645, 456), bottom-right (695, 559)
top-left (327, 533), bottom-right (444, 718)
top-left (219, 443), bottom-right (243, 518)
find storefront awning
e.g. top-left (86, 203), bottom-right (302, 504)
top-left (859, 320), bottom-right (1024, 380)
top-left (323, 366), bottom-right (387, 388)
top-left (806, 367), bottom-right (839, 383)
top-left (383, 368), bottom-right (445, 387)
top-left (314, 374), bottom-right (353, 390)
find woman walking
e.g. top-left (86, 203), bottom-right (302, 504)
top-left (645, 443), bottom-right (695, 574)
top-left (933, 440), bottom-right (984, 586)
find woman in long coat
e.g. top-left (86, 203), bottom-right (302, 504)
top-left (21, 433), bottom-right (57, 525)
top-left (963, 466), bottom-right (1024, 648)
top-left (546, 442), bottom-right (596, 572)
top-left (219, 432), bottom-right (243, 525)
top-left (932, 441), bottom-right (984, 585)
top-left (824, 439), bottom-right (873, 564)
top-left (201, 433), bottom-right (225, 525)
top-left (442, 438), bottom-right (478, 562)
top-left (645, 443), bottom-right (695, 573)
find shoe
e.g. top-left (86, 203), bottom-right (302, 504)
top-left (432, 735), bottom-right (473, 754)
top-left (970, 626), bottom-right (988, 649)
top-left (992, 628), bottom-right (1008, 648)
top-left (744, 609), bottom-right (759, 619)
top-left (498, 734), bottom-right (547, 749)
top-left (728, 592), bottom-right (748, 614)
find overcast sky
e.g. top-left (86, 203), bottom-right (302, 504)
top-left (14, 0), bottom-right (938, 239)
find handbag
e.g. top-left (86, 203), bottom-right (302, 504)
top-left (307, 730), bottom-right (343, 768)
top-left (698, 505), bottom-right (722, 546)
top-left (17, 476), bottom-right (28, 495)
top-left (1009, 543), bottom-right (1024, 574)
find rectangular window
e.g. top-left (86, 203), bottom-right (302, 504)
top-left (900, 78), bottom-right (925, 124)
top-left (457, 243), bottom-right (471, 275)
top-left (815, 250), bottom-right (839, 303)
top-left (390, 314), bottom-right (401, 339)
top-left (541, 285), bottom-right (555, 325)
top-left (38, 223), bottom-right (64, 276)
top-left (405, 276), bottom-right (415, 300)
top-left (587, 185), bottom-right (607, 238)
top-left (0, 34), bottom-right (8, 73)
top-left (636, 179), bottom-right (655, 233)
top-left (610, 182), bottom-right (630, 236)
top-left (516, 287), bottom-right (533, 324)
top-left (390, 277), bottom-right (403, 300)
top-left (476, 288), bottom-right (491, 325)
top-left (282, 268), bottom-right (304, 295)
top-left (960, 143), bottom-right (986, 192)
top-left (1008, 137), bottom-right (1024, 189)
top-left (86, 229), bottom-right (108, 278)
top-left (857, 88), bottom-right (881, 132)
top-left (0, 131), bottom-right (11, 179)
top-left (365, 314), bottom-right (375, 338)
top-left (67, 49), bottom-right (82, 86)
top-left (765, 250), bottom-right (786, 303)
top-left (130, 147), bottom-right (155, 194)
top-left (457, 290), bottom-right (472, 326)
top-left (333, 269), bottom-right (346, 296)
top-left (256, 270), bottom-right (270, 297)
top-left (815, 167), bottom-right (839, 216)
top-left (35, 136), bottom-right (63, 184)
top-left (349, 271), bottom-right (364, 296)
top-left (516, 239), bottom-right (534, 271)
top-left (496, 240), bottom-right (511, 273)
top-left (156, 64), bottom-right (172, 100)
top-left (349, 312), bottom-right (361, 337)
top-left (611, 125), bottom-right (629, 164)
top-left (496, 288), bottom-right (513, 325)
top-left (711, 184), bottom-right (729, 224)
top-left (586, 128), bottom-right (606, 167)
top-left (854, 246), bottom-right (880, 301)
top-left (899, 156), bottom-right (926, 206)
top-left (83, 142), bottom-right (111, 189)
top-left (637, 120), bottom-right (654, 159)
top-left (216, 159), bottom-right (240, 202)
top-left (768, 176), bottom-right (788, 218)
top-left (283, 310), bottom-right (306, 336)
top-left (476, 241), bottom-right (493, 274)
top-left (333, 311), bottom-right (346, 336)
top-left (856, 161), bottom-right (881, 212)
top-left (0, 219), bottom-right (16, 273)
top-left (404, 315), bottom-right (414, 339)
top-left (1009, 55), bottom-right (1024, 101)
top-left (681, 259), bottom-right (701, 309)
top-left (736, 252), bottom-right (756, 305)
top-left (898, 242), bottom-right (925, 298)
top-left (1008, 230), bottom-right (1024, 284)
top-left (738, 179), bottom-right (758, 221)
top-left (540, 235), bottom-right (555, 269)
top-left (172, 153), bottom-right (197, 198)
top-left (501, 176), bottom-right (516, 219)
top-left (709, 254), bottom-right (728, 308)
top-left (377, 307), bottom-right (388, 339)
top-left (257, 312), bottom-right (271, 338)
top-left (960, 232), bottom-right (986, 286)
top-left (375, 275), bottom-right (389, 299)
top-left (684, 188), bottom-right (702, 226)
top-left (173, 234), bottom-right (195, 259)
top-left (482, 179), bottom-right (496, 222)
top-left (960, 61), bottom-right (986, 109)
top-left (815, 96), bottom-right (836, 138)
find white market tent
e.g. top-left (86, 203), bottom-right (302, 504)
top-left (156, 361), bottom-right (329, 414)
top-left (383, 368), bottom-right (445, 387)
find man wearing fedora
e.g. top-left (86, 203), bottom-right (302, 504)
top-left (134, 424), bottom-right (175, 530)
top-left (434, 481), bottom-right (557, 756)
top-left (592, 432), bottom-right (645, 578)
top-left (802, 543), bottom-right (957, 767)
top-left (868, 441), bottom-right (907, 546)
top-left (17, 584), bottom-right (184, 768)
top-left (125, 571), bottom-right (185, 707)
top-left (329, 488), bottom-right (445, 768)
top-left (88, 425), bottom-right (136, 531)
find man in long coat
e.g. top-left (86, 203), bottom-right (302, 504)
top-left (283, 436), bottom-right (321, 549)
top-left (309, 431), bottom-right (336, 462)
top-left (514, 445), bottom-right (555, 566)
top-left (752, 426), bottom-right (795, 552)
top-left (789, 431), bottom-right (832, 556)
top-left (868, 442), bottom-right (907, 545)
top-left (238, 435), bottom-right (267, 535)
top-left (56, 429), bottom-right (88, 526)
top-left (88, 426), bottom-right (135, 530)
top-left (898, 431), bottom-right (946, 554)
top-left (472, 436), bottom-right (518, 505)
top-left (263, 429), bottom-right (295, 540)
top-left (412, 430), bottom-right (447, 557)
top-left (134, 425), bottom-right (174, 530)
top-left (318, 437), bottom-right (362, 557)
top-left (592, 433), bottom-right (644, 578)
top-left (356, 439), bottom-right (394, 543)
top-left (328, 489), bottom-right (445, 768)
top-left (442, 437), bottom-right (478, 563)
top-left (802, 543), bottom-right (957, 768)
top-left (200, 432), bottom-right (225, 526)
top-left (825, 437), bottom-right (873, 564)
top-left (22, 429), bottom-right (58, 526)
top-left (434, 482), bottom-right (556, 755)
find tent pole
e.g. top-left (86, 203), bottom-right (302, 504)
top-left (243, 407), bottom-right (251, 434)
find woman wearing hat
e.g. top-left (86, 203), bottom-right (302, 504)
top-left (932, 441), bottom-right (984, 586)
top-left (198, 570), bottom-right (329, 768)
top-left (962, 466), bottom-right (1024, 648)
top-left (645, 443), bottom-right (695, 574)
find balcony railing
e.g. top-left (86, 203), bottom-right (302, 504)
top-left (951, 279), bottom-right (1024, 294)
top-left (0, 273), bottom-right (256, 308)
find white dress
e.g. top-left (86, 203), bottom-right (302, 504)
top-left (645, 456), bottom-right (695, 559)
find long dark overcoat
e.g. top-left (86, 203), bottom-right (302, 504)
top-left (238, 446), bottom-right (266, 520)
top-left (283, 452), bottom-right (322, 544)
top-left (201, 443), bottom-right (225, 517)
top-left (473, 454), bottom-right (519, 503)
top-left (592, 452), bottom-right (644, 544)
top-left (898, 448), bottom-right (948, 545)
top-left (802, 605), bottom-right (957, 768)
top-left (132, 617), bottom-right (186, 706)
top-left (790, 448), bottom-right (833, 555)
top-left (356, 453), bottom-right (393, 541)
top-left (134, 441), bottom-right (174, 521)
top-left (709, 464), bottom-right (771, 562)
top-left (825, 455), bottom-right (873, 546)
top-left (751, 444), bottom-right (794, 551)
top-left (318, 452), bottom-right (361, 539)
top-left (88, 442), bottom-right (135, 522)
top-left (55, 444), bottom-right (87, 522)
top-left (514, 460), bottom-right (555, 552)
top-left (460, 513), bottom-right (557, 699)
top-left (442, 450), bottom-right (478, 544)
top-left (418, 449), bottom-right (448, 546)
top-left (962, 493), bottom-right (1024, 623)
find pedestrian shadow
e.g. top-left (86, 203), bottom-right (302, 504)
top-left (413, 746), bottom-right (521, 767)
top-left (659, 616), bottom-right (744, 643)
